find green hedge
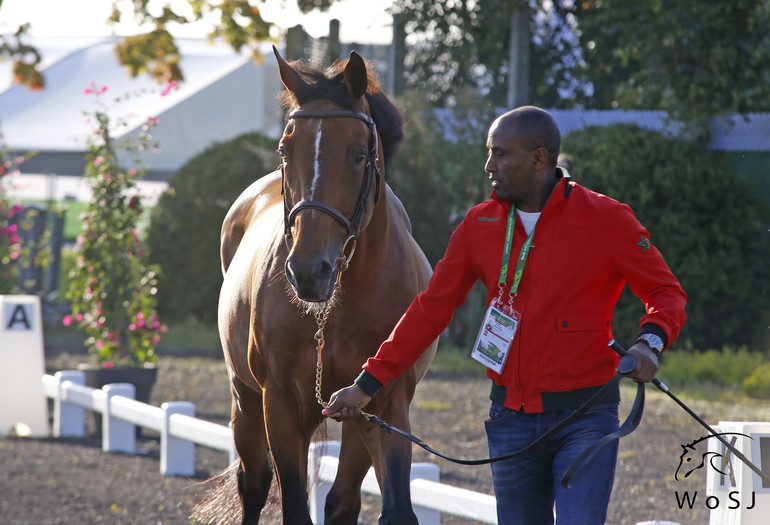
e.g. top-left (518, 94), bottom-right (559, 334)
top-left (146, 133), bottom-right (280, 324)
top-left (561, 124), bottom-right (770, 349)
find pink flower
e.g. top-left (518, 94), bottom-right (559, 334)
top-left (129, 323), bottom-right (137, 331)
top-left (62, 314), bottom-right (72, 326)
top-left (97, 85), bottom-right (109, 95)
top-left (103, 361), bottom-right (114, 369)
top-left (92, 156), bottom-right (104, 166)
top-left (75, 313), bottom-right (84, 322)
top-left (160, 80), bottom-right (177, 96)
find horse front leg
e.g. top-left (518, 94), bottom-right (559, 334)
top-left (231, 376), bottom-right (273, 524)
top-left (366, 389), bottom-right (419, 525)
top-left (263, 384), bottom-right (316, 525)
top-left (323, 421), bottom-right (372, 524)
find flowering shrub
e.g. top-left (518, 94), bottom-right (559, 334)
top-left (0, 135), bottom-right (39, 293)
top-left (64, 84), bottom-right (166, 367)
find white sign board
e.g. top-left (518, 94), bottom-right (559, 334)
top-left (0, 295), bottom-right (49, 436)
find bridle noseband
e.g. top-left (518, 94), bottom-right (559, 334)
top-left (281, 108), bottom-right (382, 250)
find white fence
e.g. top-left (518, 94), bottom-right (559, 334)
top-left (41, 370), bottom-right (498, 524)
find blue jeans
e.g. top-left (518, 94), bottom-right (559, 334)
top-left (484, 401), bottom-right (619, 525)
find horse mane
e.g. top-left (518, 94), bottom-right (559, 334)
top-left (278, 58), bottom-right (405, 179)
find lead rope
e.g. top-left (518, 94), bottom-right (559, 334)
top-left (313, 235), bottom-right (357, 409)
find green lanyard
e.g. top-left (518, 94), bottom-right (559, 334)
top-left (498, 205), bottom-right (536, 296)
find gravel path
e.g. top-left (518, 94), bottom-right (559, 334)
top-left (2, 347), bottom-right (768, 524)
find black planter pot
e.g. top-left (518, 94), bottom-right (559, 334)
top-left (77, 364), bottom-right (158, 436)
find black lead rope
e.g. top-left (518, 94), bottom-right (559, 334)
top-left (362, 340), bottom-right (770, 487)
top-left (608, 339), bottom-right (770, 485)
top-left (363, 353), bottom-right (644, 488)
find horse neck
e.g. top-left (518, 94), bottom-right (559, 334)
top-left (348, 182), bottom-right (392, 273)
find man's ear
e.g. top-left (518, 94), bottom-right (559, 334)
top-left (532, 147), bottom-right (549, 170)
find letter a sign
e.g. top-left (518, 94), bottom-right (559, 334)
top-left (0, 295), bottom-right (49, 436)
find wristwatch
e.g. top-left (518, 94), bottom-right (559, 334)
top-left (636, 333), bottom-right (664, 356)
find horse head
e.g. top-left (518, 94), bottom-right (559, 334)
top-left (274, 47), bottom-right (387, 306)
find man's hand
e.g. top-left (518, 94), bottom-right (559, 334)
top-left (322, 384), bottom-right (372, 421)
top-left (624, 342), bottom-right (659, 383)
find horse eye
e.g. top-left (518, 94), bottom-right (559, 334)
top-left (278, 147), bottom-right (287, 160)
top-left (354, 151), bottom-right (367, 165)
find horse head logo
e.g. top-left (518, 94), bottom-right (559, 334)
top-left (675, 432), bottom-right (752, 481)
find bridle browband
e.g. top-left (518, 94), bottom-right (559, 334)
top-left (281, 108), bottom-right (382, 250)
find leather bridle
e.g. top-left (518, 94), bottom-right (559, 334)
top-left (281, 108), bottom-right (382, 251)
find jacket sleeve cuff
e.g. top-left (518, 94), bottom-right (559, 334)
top-left (637, 323), bottom-right (669, 349)
top-left (354, 370), bottom-right (383, 398)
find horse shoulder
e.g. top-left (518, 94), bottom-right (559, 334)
top-left (221, 170), bottom-right (282, 274)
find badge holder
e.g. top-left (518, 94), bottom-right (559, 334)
top-left (471, 300), bottom-right (519, 373)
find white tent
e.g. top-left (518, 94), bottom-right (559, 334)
top-left (1, 36), bottom-right (285, 177)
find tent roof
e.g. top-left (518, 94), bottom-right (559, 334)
top-left (1, 36), bottom-right (285, 172)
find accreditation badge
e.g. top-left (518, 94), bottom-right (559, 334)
top-left (471, 301), bottom-right (520, 373)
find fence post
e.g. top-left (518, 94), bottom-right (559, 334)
top-left (308, 441), bottom-right (341, 524)
top-left (102, 383), bottom-right (135, 454)
top-left (161, 401), bottom-right (196, 476)
top-left (410, 463), bottom-right (441, 525)
top-left (54, 370), bottom-right (85, 437)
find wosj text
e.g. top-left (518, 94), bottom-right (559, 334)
top-left (675, 491), bottom-right (756, 510)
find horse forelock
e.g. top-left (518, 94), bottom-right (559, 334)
top-left (278, 58), bottom-right (404, 179)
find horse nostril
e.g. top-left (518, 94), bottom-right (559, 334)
top-left (312, 259), bottom-right (333, 283)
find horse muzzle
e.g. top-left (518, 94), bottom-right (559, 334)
top-left (285, 253), bottom-right (337, 302)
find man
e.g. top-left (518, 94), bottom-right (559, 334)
top-left (323, 106), bottom-right (687, 524)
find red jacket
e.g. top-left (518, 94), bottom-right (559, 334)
top-left (359, 174), bottom-right (687, 412)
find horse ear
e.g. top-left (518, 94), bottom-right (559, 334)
top-left (274, 45), bottom-right (308, 95)
top-left (343, 51), bottom-right (368, 100)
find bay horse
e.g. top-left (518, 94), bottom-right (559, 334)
top-left (197, 48), bottom-right (437, 524)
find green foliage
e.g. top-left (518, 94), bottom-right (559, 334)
top-left (146, 132), bottom-right (279, 324)
top-left (660, 347), bottom-right (766, 388)
top-left (64, 85), bottom-right (165, 367)
top-left (389, 96), bottom-right (492, 347)
top-left (0, 23), bottom-right (44, 90)
top-left (660, 346), bottom-right (770, 399)
top-left (108, 0), bottom-right (280, 83)
top-left (741, 364), bottom-right (770, 400)
top-left (562, 124), bottom-right (770, 349)
top-left (575, 0), bottom-right (770, 138)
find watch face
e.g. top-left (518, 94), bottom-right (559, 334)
top-left (641, 334), bottom-right (663, 351)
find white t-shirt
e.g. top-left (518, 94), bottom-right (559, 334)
top-left (517, 209), bottom-right (541, 235)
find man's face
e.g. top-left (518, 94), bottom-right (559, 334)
top-left (484, 119), bottom-right (536, 203)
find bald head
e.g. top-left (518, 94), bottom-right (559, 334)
top-left (494, 106), bottom-right (561, 169)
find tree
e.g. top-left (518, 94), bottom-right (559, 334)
top-left (393, 0), bottom-right (770, 137)
top-left (0, 23), bottom-right (44, 89)
top-left (0, 0), bottom-right (336, 88)
top-left (573, 0), bottom-right (770, 139)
